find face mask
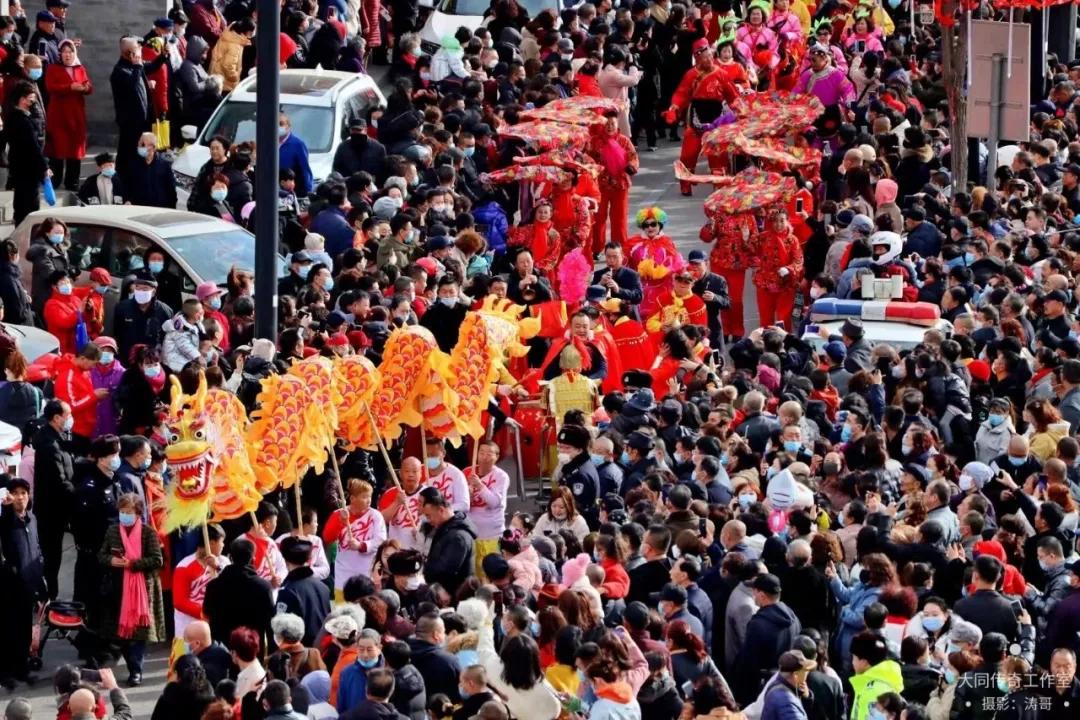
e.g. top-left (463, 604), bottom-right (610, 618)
top-left (148, 260), bottom-right (164, 274)
top-left (62, 415), bottom-right (74, 432)
top-left (297, 265), bottom-right (310, 279)
top-left (1008, 455), bottom-right (1026, 467)
top-left (529, 621), bottom-right (541, 636)
top-left (137, 146), bottom-right (150, 158)
top-left (28, 67), bottom-right (41, 80)
top-left (210, 188), bottom-right (227, 202)
top-left (958, 475), bottom-right (973, 491)
top-left (141, 456), bottom-right (152, 470)
top-left (1039, 559), bottom-right (1053, 572)
top-left (809, 286), bottom-right (824, 299)
top-left (101, 166), bottom-right (116, 178)
top-left (836, 510), bottom-right (845, 527)
top-left (48, 232), bottom-right (64, 244)
top-left (324, 278), bottom-right (335, 292)
top-left (419, 71), bottom-right (432, 81)
top-left (357, 657), bottom-right (379, 669)
top-left (129, 256), bottom-right (145, 270)
top-left (57, 283), bottom-right (72, 295)
top-left (118, 511), bottom-right (137, 527)
top-left (868, 708), bottom-right (887, 720)
top-left (410, 46), bottom-right (422, 57)
top-left (823, 462), bottom-right (840, 475)
top-left (94, 284), bottom-right (109, 296)
top-left (591, 453), bottom-right (605, 466)
top-left (719, 451), bottom-right (730, 467)
top-left (144, 365), bottom-right (161, 378)
top-left (944, 669), bottom-right (957, 684)
top-left (922, 615), bottom-right (945, 633)
top-left (108, 455), bottom-right (122, 471)
top-left (988, 413), bottom-right (1006, 427)
top-left (738, 492), bottom-right (756, 509)
top-left (1, 32), bottom-right (12, 43)
top-left (946, 642), bottom-right (960, 656)
top-left (840, 425), bottom-right (853, 442)
top-left (901, 441), bottom-right (913, 456)
top-left (620, 451), bottom-right (631, 465)
top-left (459, 687), bottom-right (471, 700)
top-left (439, 296), bottom-right (457, 307)
top-left (557, 452), bottom-right (571, 465)
top-left (100, 351), bottom-right (114, 364)
top-left (783, 440), bottom-right (801, 454)
top-left (278, 126), bottom-right (288, 138)
top-left (425, 456), bottom-right (440, 471)
top-left (463, 146), bottom-right (475, 158)
top-left (134, 289), bottom-right (154, 304)
top-left (205, 296), bottom-right (222, 311)
top-left (996, 677), bottom-right (1010, 694)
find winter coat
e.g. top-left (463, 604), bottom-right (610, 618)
top-left (477, 619), bottom-right (562, 720)
top-left (390, 665), bottom-right (425, 720)
top-left (638, 675), bottom-right (683, 720)
top-left (423, 512), bottom-right (477, 595)
top-left (89, 360), bottom-right (124, 437)
top-left (44, 60), bottom-right (91, 159)
top-left (32, 423), bottom-right (75, 516)
top-left (589, 682), bottom-right (641, 720)
top-left (161, 313), bottom-right (202, 372)
top-left (209, 27), bottom-right (249, 91)
top-left (112, 296), bottom-right (172, 362)
top-left (901, 663), bottom-right (941, 706)
top-left (406, 638), bottom-right (460, 702)
top-left (724, 581), bottom-right (759, 671)
top-left (337, 656), bottom-right (382, 711)
top-left (974, 420), bottom-right (1014, 464)
top-left (331, 135), bottom-right (387, 182)
top-left (109, 57), bottom-right (152, 131)
top-left (760, 676), bottom-right (809, 720)
top-left (827, 577), bottom-right (882, 673)
top-left (953, 588), bottom-right (1020, 643)
top-left (70, 460), bottom-right (120, 552)
top-left (202, 562), bottom-right (275, 645)
top-left (310, 206), bottom-right (356, 258)
top-left (26, 238), bottom-right (77, 315)
top-left (850, 660), bottom-right (903, 720)
top-left (128, 155), bottom-right (178, 209)
top-left (0, 504), bottom-right (46, 600)
top-left (276, 566), bottom-right (331, 646)
top-left (0, 380), bottom-right (42, 431)
top-left (733, 602), bottom-right (803, 703)
top-left (97, 520), bottom-right (167, 643)
top-left (44, 289), bottom-right (84, 354)
top-left (54, 354), bottom-right (97, 438)
top-left (339, 700), bottom-right (406, 720)
top-left (0, 259), bottom-right (32, 324)
top-left (279, 132), bottom-right (314, 196)
top-left (175, 36), bottom-right (214, 126)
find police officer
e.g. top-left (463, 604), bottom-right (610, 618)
top-left (556, 424), bottom-right (601, 530)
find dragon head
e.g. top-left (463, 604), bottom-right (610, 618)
top-left (165, 373), bottom-right (216, 501)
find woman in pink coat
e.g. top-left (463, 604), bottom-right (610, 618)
top-left (736, 1), bottom-right (779, 77)
top-left (769, 0), bottom-right (804, 46)
top-left (842, 14), bottom-right (885, 55)
top-left (44, 39), bottom-right (92, 191)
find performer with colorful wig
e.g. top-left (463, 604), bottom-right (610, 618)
top-left (663, 39), bottom-right (740, 196)
top-left (754, 207), bottom-right (804, 327)
top-left (627, 207), bottom-right (686, 320)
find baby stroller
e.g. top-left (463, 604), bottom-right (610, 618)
top-left (28, 601), bottom-right (87, 671)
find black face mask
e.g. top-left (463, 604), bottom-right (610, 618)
top-left (350, 133), bottom-right (367, 145)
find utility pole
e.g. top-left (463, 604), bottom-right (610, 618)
top-left (254, 0), bottom-right (280, 342)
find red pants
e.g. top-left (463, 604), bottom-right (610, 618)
top-left (756, 284), bottom-right (797, 329)
top-left (678, 127), bottom-right (724, 193)
top-left (593, 186), bottom-right (629, 256)
top-left (719, 268), bottom-right (747, 338)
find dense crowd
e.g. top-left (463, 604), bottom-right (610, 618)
top-left (3, 0), bottom-right (1080, 719)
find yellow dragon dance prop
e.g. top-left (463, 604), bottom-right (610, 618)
top-left (160, 302), bottom-right (538, 530)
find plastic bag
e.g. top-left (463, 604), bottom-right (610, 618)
top-left (43, 176), bottom-right (56, 206)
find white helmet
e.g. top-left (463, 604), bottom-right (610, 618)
top-left (870, 231), bottom-right (903, 266)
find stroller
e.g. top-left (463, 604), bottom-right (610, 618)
top-left (29, 600), bottom-right (87, 671)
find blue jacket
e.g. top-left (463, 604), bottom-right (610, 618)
top-left (310, 205), bottom-right (355, 258)
top-left (472, 202), bottom-right (509, 254)
top-left (760, 677), bottom-right (809, 720)
top-left (337, 657), bottom-right (383, 712)
top-left (279, 133), bottom-right (314, 196)
top-left (829, 577), bottom-right (883, 673)
top-left (904, 221), bottom-right (942, 258)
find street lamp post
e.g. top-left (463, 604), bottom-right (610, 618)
top-left (254, 0), bottom-right (280, 342)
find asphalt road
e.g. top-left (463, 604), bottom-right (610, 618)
top-left (8, 69), bottom-right (762, 717)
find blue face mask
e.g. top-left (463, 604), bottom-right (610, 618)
top-left (738, 492), bottom-right (756, 510)
top-left (297, 265), bottom-right (310, 279)
top-left (100, 351), bottom-right (114, 364)
top-left (988, 413), bottom-right (1006, 427)
top-left (459, 687), bottom-right (471, 700)
top-left (464, 146), bottom-right (475, 158)
top-left (95, 284), bottom-right (109, 295)
top-left (357, 657), bottom-right (379, 669)
top-left (576, 669), bottom-right (587, 684)
top-left (840, 424), bottom-right (853, 442)
top-left (209, 297), bottom-right (222, 310)
top-left (996, 677), bottom-right (1010, 693)
top-left (944, 669), bottom-right (957, 684)
top-left (118, 511), bottom-right (137, 527)
top-left (129, 256), bottom-right (145, 270)
top-left (148, 260), bottom-right (164, 274)
top-left (324, 278), bottom-right (335, 292)
top-left (101, 166), bottom-right (116, 178)
top-left (946, 256), bottom-right (964, 270)
top-left (210, 188), bottom-right (228, 202)
top-left (921, 615), bottom-right (945, 633)
top-left (783, 440), bottom-right (801, 453)
top-left (439, 296), bottom-right (457, 307)
top-left (278, 125), bottom-right (289, 138)
top-left (108, 455), bottom-right (122, 471)
top-left (590, 453), bottom-right (605, 466)
top-left (144, 365), bottom-right (161, 378)
top-left (1008, 455), bottom-right (1026, 467)
top-left (719, 451), bottom-right (730, 467)
top-left (137, 146), bottom-right (150, 158)
top-left (141, 456), bottom-right (152, 470)
top-left (57, 283), bottom-right (72, 295)
top-left (426, 456), bottom-right (440, 470)
top-left (529, 621), bottom-right (540, 636)
top-left (620, 451), bottom-right (631, 465)
top-left (868, 708), bottom-right (887, 720)
top-left (48, 232), bottom-right (64, 244)
top-left (28, 67), bottom-right (41, 80)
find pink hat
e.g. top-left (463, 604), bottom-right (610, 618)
top-left (195, 281), bottom-right (223, 302)
top-left (95, 335), bottom-right (117, 351)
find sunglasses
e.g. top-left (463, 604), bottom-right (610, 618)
top-left (642, 221), bottom-right (659, 228)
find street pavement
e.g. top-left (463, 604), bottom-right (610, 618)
top-left (8, 73), bottom-right (761, 718)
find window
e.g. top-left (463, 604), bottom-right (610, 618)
top-left (107, 229), bottom-right (158, 279)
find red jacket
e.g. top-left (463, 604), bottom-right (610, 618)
top-left (43, 290), bottom-right (84, 354)
top-left (600, 556), bottom-right (630, 599)
top-left (54, 354), bottom-right (97, 437)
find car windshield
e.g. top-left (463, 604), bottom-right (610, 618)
top-left (201, 103), bottom-right (334, 153)
top-left (437, 0), bottom-right (551, 17)
top-left (164, 229), bottom-right (287, 282)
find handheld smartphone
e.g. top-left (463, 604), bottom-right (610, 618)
top-left (796, 197), bottom-right (805, 213)
top-left (1038, 474), bottom-right (1048, 490)
top-left (823, 213), bottom-right (832, 226)
top-left (806, 323), bottom-right (819, 334)
top-left (493, 590), bottom-right (504, 616)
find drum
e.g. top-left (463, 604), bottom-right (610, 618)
top-left (514, 401), bottom-right (548, 480)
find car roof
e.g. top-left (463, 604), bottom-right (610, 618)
top-left (803, 319), bottom-right (953, 349)
top-left (230, 69), bottom-right (379, 106)
top-left (20, 206), bottom-right (246, 238)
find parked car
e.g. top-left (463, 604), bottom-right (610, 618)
top-left (3, 322), bottom-right (60, 363)
top-left (420, 0), bottom-right (573, 53)
top-left (14, 206), bottom-right (286, 332)
top-left (172, 69), bottom-right (386, 206)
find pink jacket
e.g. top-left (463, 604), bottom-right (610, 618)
top-left (844, 32), bottom-right (884, 54)
top-left (735, 25), bottom-right (779, 68)
top-left (768, 11), bottom-right (803, 44)
top-left (597, 64), bottom-right (642, 135)
top-left (507, 545), bottom-right (544, 592)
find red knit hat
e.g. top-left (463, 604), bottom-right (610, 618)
top-left (279, 33), bottom-right (297, 66)
top-left (967, 359), bottom-right (991, 383)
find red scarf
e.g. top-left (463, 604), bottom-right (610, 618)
top-left (597, 133), bottom-right (628, 177)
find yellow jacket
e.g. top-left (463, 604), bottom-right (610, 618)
top-left (209, 27), bottom-right (250, 92)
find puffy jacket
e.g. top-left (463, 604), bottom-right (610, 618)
top-left (54, 354), bottom-right (97, 438)
top-left (43, 289), bottom-right (84, 354)
top-left (26, 238), bottom-right (77, 315)
top-left (760, 676), bottom-right (809, 720)
top-left (850, 660), bottom-right (903, 720)
top-left (161, 313), bottom-right (202, 372)
top-left (472, 201), bottom-right (509, 254)
top-left (208, 27), bottom-right (249, 91)
top-left (589, 682), bottom-right (640, 720)
top-left (974, 419), bottom-right (1013, 464)
top-left (390, 665), bottom-right (426, 720)
top-left (828, 577), bottom-right (883, 673)
top-left (734, 602), bottom-right (803, 704)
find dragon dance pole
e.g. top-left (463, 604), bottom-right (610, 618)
top-left (327, 448), bottom-right (352, 543)
top-left (363, 403), bottom-right (420, 530)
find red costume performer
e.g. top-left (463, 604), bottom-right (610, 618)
top-left (645, 276), bottom-right (708, 339)
top-left (755, 208), bottom-right (804, 327)
top-left (701, 212), bottom-right (758, 338)
top-left (607, 308), bottom-right (656, 374)
top-left (548, 172), bottom-right (596, 262)
top-left (627, 207), bottom-right (685, 320)
top-left (664, 38), bottom-right (740, 196)
top-left (506, 199), bottom-right (562, 273)
top-left (587, 110), bottom-right (639, 256)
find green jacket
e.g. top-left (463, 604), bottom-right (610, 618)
top-left (850, 660), bottom-right (904, 720)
